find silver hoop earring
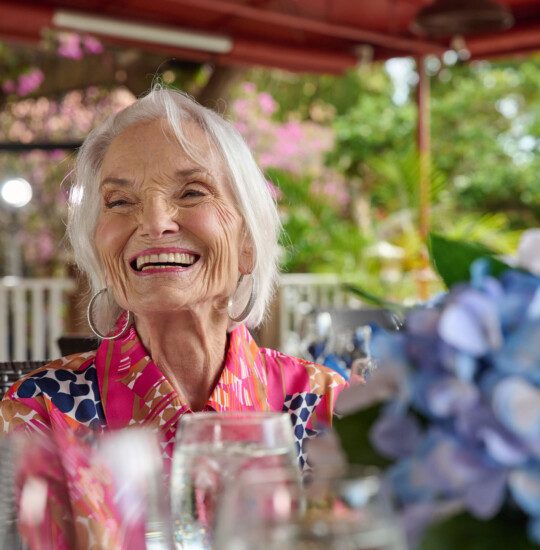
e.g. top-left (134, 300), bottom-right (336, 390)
top-left (87, 288), bottom-right (132, 340)
top-left (227, 274), bottom-right (256, 324)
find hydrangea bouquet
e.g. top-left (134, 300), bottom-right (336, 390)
top-left (333, 233), bottom-right (540, 549)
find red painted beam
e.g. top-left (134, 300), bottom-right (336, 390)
top-left (467, 23), bottom-right (540, 57)
top-left (0, 2), bottom-right (53, 43)
top-left (0, 2), bottom-right (357, 74)
top-left (416, 56), bottom-right (431, 300)
top-left (164, 0), bottom-right (446, 56)
top-left (230, 38), bottom-right (357, 73)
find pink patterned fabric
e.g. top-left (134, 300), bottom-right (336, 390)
top-left (0, 323), bottom-right (347, 548)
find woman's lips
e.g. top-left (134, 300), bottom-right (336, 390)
top-left (132, 264), bottom-right (198, 276)
top-left (128, 247), bottom-right (200, 275)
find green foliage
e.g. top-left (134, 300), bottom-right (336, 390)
top-left (430, 57), bottom-right (540, 226)
top-left (333, 405), bottom-right (391, 468)
top-left (247, 57), bottom-right (533, 302)
top-left (439, 212), bottom-right (521, 253)
top-left (367, 148), bottom-right (448, 213)
top-left (428, 233), bottom-right (511, 289)
top-left (2, 41), bottom-right (538, 291)
top-left (269, 168), bottom-right (367, 274)
top-left (342, 283), bottom-right (403, 311)
top-left (420, 511), bottom-right (537, 550)
top-left (245, 67), bottom-right (377, 120)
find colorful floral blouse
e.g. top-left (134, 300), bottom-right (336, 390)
top-left (0, 323), bottom-right (346, 549)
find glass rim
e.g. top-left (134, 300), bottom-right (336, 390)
top-left (179, 411), bottom-right (290, 425)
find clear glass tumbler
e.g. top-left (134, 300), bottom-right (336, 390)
top-left (170, 412), bottom-right (300, 550)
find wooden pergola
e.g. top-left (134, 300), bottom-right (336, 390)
top-left (3, 1), bottom-right (540, 71)
top-left (2, 0), bottom-right (540, 297)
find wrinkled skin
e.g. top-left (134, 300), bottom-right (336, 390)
top-left (95, 119), bottom-right (253, 409)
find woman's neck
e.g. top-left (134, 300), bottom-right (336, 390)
top-left (133, 306), bottom-right (229, 411)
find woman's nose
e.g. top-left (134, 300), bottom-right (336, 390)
top-left (138, 198), bottom-right (180, 238)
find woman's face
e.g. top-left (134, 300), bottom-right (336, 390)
top-left (95, 118), bottom-right (252, 318)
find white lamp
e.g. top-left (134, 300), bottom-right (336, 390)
top-left (53, 10), bottom-right (233, 54)
top-left (1, 178), bottom-right (33, 209)
top-left (1, 178), bottom-right (32, 276)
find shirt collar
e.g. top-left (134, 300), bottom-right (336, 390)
top-left (95, 321), bottom-right (271, 432)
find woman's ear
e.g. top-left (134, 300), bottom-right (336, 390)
top-left (238, 229), bottom-right (255, 275)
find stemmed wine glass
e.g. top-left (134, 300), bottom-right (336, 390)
top-left (170, 412), bottom-right (300, 550)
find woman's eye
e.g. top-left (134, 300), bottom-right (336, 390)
top-left (182, 189), bottom-right (205, 199)
top-left (105, 199), bottom-right (130, 209)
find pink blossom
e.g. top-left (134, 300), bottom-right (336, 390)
top-left (232, 98), bottom-right (250, 118)
top-left (23, 230), bottom-right (55, 264)
top-left (258, 92), bottom-right (277, 115)
top-left (275, 140), bottom-right (299, 156)
top-left (17, 69), bottom-right (44, 96)
top-left (83, 35), bottom-right (104, 55)
top-left (230, 80), bottom-right (337, 177)
top-left (311, 176), bottom-right (350, 209)
top-left (57, 33), bottom-right (83, 59)
top-left (266, 179), bottom-right (283, 200)
top-left (242, 82), bottom-right (256, 94)
top-left (259, 152), bottom-right (281, 169)
top-left (2, 79), bottom-right (16, 94)
top-left (278, 121), bottom-right (303, 141)
top-left (38, 233), bottom-right (55, 262)
top-left (48, 150), bottom-right (66, 161)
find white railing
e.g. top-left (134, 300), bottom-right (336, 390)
top-left (0, 277), bottom-right (76, 362)
top-left (0, 273), bottom-right (365, 362)
top-left (277, 273), bottom-right (363, 355)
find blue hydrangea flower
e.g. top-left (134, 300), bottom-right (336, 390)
top-left (337, 266), bottom-right (540, 545)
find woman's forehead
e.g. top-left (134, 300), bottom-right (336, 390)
top-left (99, 118), bottom-right (235, 197)
top-left (102, 118), bottom-right (218, 171)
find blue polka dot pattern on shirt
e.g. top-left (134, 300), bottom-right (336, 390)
top-left (283, 392), bottom-right (322, 470)
top-left (14, 364), bottom-right (105, 428)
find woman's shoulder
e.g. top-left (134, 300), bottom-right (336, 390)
top-left (259, 346), bottom-right (347, 392)
top-left (1, 351), bottom-right (103, 433)
top-left (6, 351), bottom-right (98, 400)
top-left (258, 347), bottom-right (348, 442)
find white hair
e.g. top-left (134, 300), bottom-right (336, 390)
top-left (67, 86), bottom-right (281, 331)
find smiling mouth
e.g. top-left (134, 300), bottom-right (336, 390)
top-left (130, 252), bottom-right (200, 272)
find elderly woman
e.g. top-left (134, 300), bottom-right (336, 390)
top-left (0, 87), bottom-right (346, 546)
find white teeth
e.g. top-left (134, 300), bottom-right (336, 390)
top-left (135, 252), bottom-right (198, 270)
top-left (141, 265), bottom-right (169, 271)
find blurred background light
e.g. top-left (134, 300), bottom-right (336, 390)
top-left (1, 178), bottom-right (33, 208)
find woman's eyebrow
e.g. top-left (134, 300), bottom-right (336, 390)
top-left (99, 176), bottom-right (133, 188)
top-left (175, 168), bottom-right (212, 180)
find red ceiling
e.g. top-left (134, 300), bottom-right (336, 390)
top-left (1, 0), bottom-right (540, 73)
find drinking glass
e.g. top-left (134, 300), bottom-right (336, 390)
top-left (170, 412), bottom-right (299, 550)
top-left (301, 466), bottom-right (407, 550)
top-left (216, 465), bottom-right (407, 550)
top-left (214, 466), bottom-right (304, 550)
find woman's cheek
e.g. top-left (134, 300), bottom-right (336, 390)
top-left (94, 215), bottom-right (132, 302)
top-left (214, 205), bottom-right (243, 289)
top-left (100, 251), bottom-right (131, 304)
